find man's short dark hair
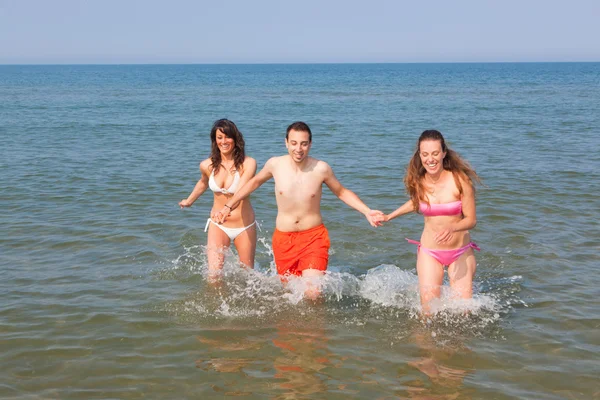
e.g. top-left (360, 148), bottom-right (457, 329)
top-left (286, 121), bottom-right (312, 142)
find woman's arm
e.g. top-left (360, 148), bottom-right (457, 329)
top-left (179, 160), bottom-right (210, 208)
top-left (453, 177), bottom-right (477, 232)
top-left (435, 177), bottom-right (477, 244)
top-left (384, 199), bottom-right (414, 222)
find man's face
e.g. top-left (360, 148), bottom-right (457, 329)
top-left (285, 129), bottom-right (311, 163)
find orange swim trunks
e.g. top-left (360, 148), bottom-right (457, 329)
top-left (272, 224), bottom-right (330, 276)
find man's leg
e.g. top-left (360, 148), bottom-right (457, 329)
top-left (299, 257), bottom-right (327, 300)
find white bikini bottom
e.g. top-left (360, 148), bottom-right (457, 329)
top-left (204, 218), bottom-right (259, 241)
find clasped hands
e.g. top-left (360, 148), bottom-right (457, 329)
top-left (366, 209), bottom-right (385, 227)
top-left (212, 205), bottom-right (232, 224)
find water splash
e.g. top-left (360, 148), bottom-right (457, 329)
top-left (160, 244), bottom-right (522, 340)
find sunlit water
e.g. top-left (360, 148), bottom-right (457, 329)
top-left (1, 63), bottom-right (599, 399)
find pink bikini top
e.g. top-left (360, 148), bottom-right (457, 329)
top-left (419, 200), bottom-right (462, 217)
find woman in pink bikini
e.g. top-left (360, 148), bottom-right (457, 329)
top-left (383, 130), bottom-right (481, 314)
top-left (179, 119), bottom-right (257, 279)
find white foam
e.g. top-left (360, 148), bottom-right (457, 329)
top-left (166, 245), bottom-right (511, 328)
top-left (359, 264), bottom-right (420, 308)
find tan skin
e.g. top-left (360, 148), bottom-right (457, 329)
top-left (383, 139), bottom-right (477, 314)
top-left (179, 129), bottom-right (257, 280)
top-left (215, 129), bottom-right (383, 297)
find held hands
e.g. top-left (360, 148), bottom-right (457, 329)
top-left (366, 209), bottom-right (385, 227)
top-left (213, 205), bottom-right (232, 224)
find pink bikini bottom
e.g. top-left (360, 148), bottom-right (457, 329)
top-left (406, 239), bottom-right (480, 266)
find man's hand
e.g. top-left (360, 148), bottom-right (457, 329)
top-left (214, 206), bottom-right (232, 224)
top-left (366, 209), bottom-right (385, 227)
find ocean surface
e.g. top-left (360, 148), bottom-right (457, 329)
top-left (1, 63), bottom-right (599, 399)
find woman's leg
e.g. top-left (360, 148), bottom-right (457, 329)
top-left (447, 248), bottom-right (476, 299)
top-left (206, 222), bottom-right (231, 280)
top-left (233, 223), bottom-right (257, 269)
top-left (416, 249), bottom-right (444, 315)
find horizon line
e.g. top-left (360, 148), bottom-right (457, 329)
top-left (1, 60), bottom-right (599, 66)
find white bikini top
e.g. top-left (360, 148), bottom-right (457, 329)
top-left (208, 170), bottom-right (240, 194)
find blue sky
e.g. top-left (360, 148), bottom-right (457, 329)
top-left (1, 0), bottom-right (598, 64)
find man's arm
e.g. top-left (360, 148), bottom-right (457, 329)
top-left (227, 157), bottom-right (257, 210)
top-left (215, 158), bottom-right (275, 223)
top-left (322, 163), bottom-right (383, 227)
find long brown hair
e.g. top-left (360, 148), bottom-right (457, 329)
top-left (405, 130), bottom-right (481, 212)
top-left (209, 119), bottom-right (246, 174)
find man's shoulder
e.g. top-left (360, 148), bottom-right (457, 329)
top-left (267, 155), bottom-right (288, 165)
top-left (311, 158), bottom-right (331, 173)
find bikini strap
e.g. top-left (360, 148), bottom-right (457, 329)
top-left (204, 218), bottom-right (212, 232)
top-left (406, 238), bottom-right (480, 251)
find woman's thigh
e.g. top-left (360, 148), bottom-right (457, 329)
top-left (447, 248), bottom-right (476, 298)
top-left (233, 224), bottom-right (257, 268)
top-left (416, 249), bottom-right (445, 305)
top-left (206, 222), bottom-right (231, 269)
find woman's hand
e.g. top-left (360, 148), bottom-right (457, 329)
top-left (435, 226), bottom-right (455, 244)
top-left (214, 206), bottom-right (231, 224)
top-left (179, 199), bottom-right (193, 208)
top-left (366, 209), bottom-right (385, 227)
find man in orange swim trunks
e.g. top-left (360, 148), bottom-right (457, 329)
top-left (216, 122), bottom-right (382, 295)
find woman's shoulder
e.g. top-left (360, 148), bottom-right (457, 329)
top-left (199, 158), bottom-right (213, 174)
top-left (451, 169), bottom-right (472, 187)
top-left (242, 156), bottom-right (256, 165)
top-left (448, 170), bottom-right (474, 198)
top-left (240, 156), bottom-right (256, 171)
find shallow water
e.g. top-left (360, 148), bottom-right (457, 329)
top-left (1, 63), bottom-right (599, 399)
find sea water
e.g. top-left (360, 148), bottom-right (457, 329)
top-left (1, 63), bottom-right (599, 399)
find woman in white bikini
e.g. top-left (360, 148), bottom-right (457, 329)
top-left (382, 130), bottom-right (481, 314)
top-left (179, 119), bottom-right (257, 279)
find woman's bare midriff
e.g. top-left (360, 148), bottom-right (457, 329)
top-left (421, 215), bottom-right (471, 249)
